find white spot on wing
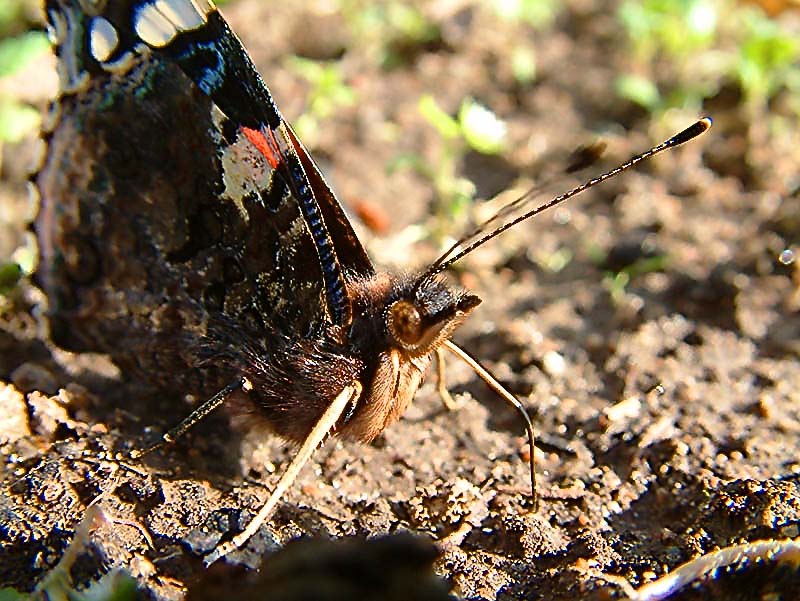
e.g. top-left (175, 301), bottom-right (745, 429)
top-left (219, 133), bottom-right (273, 210)
top-left (101, 50), bottom-right (138, 74)
top-left (154, 0), bottom-right (207, 32)
top-left (135, 2), bottom-right (178, 47)
top-left (211, 108), bottom-right (272, 220)
top-left (89, 16), bottom-right (118, 62)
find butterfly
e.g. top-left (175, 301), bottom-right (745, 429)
top-left (35, 0), bottom-right (709, 565)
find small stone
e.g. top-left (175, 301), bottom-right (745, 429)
top-left (0, 382), bottom-right (31, 443)
top-left (542, 350), bottom-right (567, 377)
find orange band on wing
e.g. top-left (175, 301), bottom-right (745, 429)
top-left (241, 126), bottom-right (281, 169)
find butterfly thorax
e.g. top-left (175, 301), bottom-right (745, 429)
top-left (181, 271), bottom-right (479, 444)
top-left (338, 273), bottom-right (480, 442)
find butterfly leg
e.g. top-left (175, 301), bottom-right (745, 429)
top-left (435, 346), bottom-right (464, 411)
top-left (204, 381), bottom-right (363, 566)
top-left (129, 377), bottom-right (251, 459)
top-left (443, 340), bottom-right (537, 505)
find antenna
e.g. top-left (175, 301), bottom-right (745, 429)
top-left (418, 118), bottom-right (712, 285)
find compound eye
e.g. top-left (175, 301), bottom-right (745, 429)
top-left (387, 300), bottom-right (422, 346)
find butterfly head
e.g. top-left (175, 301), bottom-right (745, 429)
top-left (386, 277), bottom-right (481, 359)
top-left (339, 273), bottom-right (480, 442)
top-left (348, 273), bottom-right (480, 359)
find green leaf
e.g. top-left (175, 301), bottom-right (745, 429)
top-left (79, 571), bottom-right (138, 601)
top-left (511, 46), bottom-right (537, 85)
top-left (738, 16), bottom-right (800, 102)
top-left (418, 94), bottom-right (460, 140)
top-left (288, 57), bottom-right (356, 120)
top-left (0, 31), bottom-right (49, 78)
top-left (615, 73), bottom-right (661, 109)
top-left (0, 262), bottom-right (22, 293)
top-left (0, 98), bottom-right (40, 143)
top-left (385, 3), bottom-right (438, 44)
top-left (495, 0), bottom-right (561, 29)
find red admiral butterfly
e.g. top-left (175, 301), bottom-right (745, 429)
top-left (35, 0), bottom-right (709, 564)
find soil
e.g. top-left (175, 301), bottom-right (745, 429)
top-left (1, 1), bottom-right (799, 600)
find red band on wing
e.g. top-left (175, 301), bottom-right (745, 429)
top-left (241, 126), bottom-right (281, 169)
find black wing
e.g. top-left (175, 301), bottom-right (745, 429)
top-left (37, 0), bottom-right (373, 390)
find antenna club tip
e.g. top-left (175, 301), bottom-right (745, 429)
top-left (670, 117), bottom-right (713, 146)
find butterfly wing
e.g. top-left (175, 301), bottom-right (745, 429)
top-left (152, 4), bottom-right (374, 323)
top-left (37, 0), bottom-right (372, 390)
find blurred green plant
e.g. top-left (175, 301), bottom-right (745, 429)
top-left (0, 261), bottom-right (22, 295)
top-left (495, 0), bottom-right (565, 86)
top-left (589, 242), bottom-right (669, 304)
top-left (494, 0), bottom-right (563, 30)
top-left (534, 247), bottom-right (573, 273)
top-left (0, 30), bottom-right (48, 144)
top-left (616, 0), bottom-right (800, 116)
top-left (0, 0), bottom-right (38, 38)
top-left (510, 45), bottom-right (538, 85)
top-left (736, 13), bottom-right (800, 110)
top-left (0, 30), bottom-right (48, 78)
top-left (0, 97), bottom-right (38, 144)
top-left (619, 0), bottom-right (718, 61)
top-left (616, 0), bottom-right (719, 113)
top-left (0, 570), bottom-right (137, 601)
top-left (286, 56), bottom-right (356, 144)
top-left (392, 95), bottom-right (507, 230)
top-left (340, 1), bottom-right (440, 69)
top-left (339, 0), bottom-right (554, 78)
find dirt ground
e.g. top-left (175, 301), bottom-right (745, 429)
top-left (1, 1), bottom-right (799, 599)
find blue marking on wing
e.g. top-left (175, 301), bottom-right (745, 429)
top-left (180, 40), bottom-right (225, 96)
top-left (286, 156), bottom-right (349, 323)
top-left (164, 10), bottom-right (282, 130)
